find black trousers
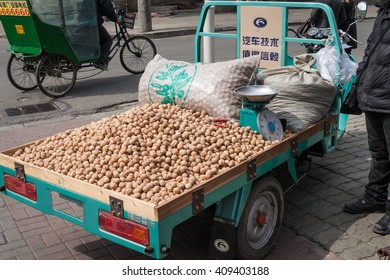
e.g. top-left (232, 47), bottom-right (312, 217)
top-left (365, 111), bottom-right (390, 214)
top-left (98, 24), bottom-right (113, 64)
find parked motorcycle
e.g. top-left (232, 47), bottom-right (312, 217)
top-left (289, 1), bottom-right (367, 53)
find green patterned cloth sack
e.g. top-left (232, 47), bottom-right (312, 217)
top-left (138, 54), bottom-right (258, 118)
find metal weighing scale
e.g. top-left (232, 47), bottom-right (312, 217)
top-left (235, 85), bottom-right (284, 141)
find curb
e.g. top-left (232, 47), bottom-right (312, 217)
top-left (0, 15), bottom-right (377, 41)
top-left (116, 17), bottom-right (378, 40)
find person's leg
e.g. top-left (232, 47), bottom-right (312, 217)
top-left (372, 112), bottom-right (390, 234)
top-left (97, 25), bottom-right (113, 65)
top-left (365, 111), bottom-right (390, 204)
top-left (344, 111), bottom-right (387, 213)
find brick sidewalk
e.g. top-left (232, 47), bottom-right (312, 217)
top-left (283, 114), bottom-right (390, 260)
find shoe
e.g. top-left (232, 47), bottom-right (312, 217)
top-left (93, 62), bottom-right (108, 71)
top-left (373, 214), bottom-right (390, 235)
top-left (343, 197), bottom-right (386, 214)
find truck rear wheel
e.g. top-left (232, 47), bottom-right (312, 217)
top-left (236, 176), bottom-right (284, 259)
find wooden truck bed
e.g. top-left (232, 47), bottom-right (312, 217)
top-left (0, 115), bottom-right (336, 221)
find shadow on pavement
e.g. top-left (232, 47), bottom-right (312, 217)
top-left (283, 122), bottom-right (390, 260)
top-left (63, 74), bottom-right (141, 98)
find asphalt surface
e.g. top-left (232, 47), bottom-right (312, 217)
top-left (0, 4), bottom-right (389, 261)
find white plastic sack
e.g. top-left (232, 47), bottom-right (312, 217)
top-left (340, 48), bottom-right (358, 84)
top-left (314, 44), bottom-right (357, 85)
top-left (138, 54), bottom-right (258, 119)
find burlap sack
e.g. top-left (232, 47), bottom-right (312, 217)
top-left (257, 54), bottom-right (337, 132)
top-left (138, 54), bottom-right (258, 119)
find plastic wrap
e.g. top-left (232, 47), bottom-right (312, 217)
top-left (314, 44), bottom-right (357, 85)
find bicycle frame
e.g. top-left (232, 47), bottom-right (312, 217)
top-left (108, 21), bottom-right (130, 62)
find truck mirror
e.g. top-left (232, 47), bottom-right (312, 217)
top-left (356, 1), bottom-right (367, 22)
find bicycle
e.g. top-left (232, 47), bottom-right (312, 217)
top-left (5, 2), bottom-right (157, 98)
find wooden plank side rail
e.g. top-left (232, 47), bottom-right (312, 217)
top-left (0, 153), bottom-right (156, 219)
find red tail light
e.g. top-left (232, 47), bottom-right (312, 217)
top-left (98, 211), bottom-right (150, 246)
top-left (3, 174), bottom-right (37, 201)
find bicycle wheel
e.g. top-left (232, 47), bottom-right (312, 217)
top-left (7, 54), bottom-right (39, 91)
top-left (36, 54), bottom-right (77, 98)
top-left (120, 35), bottom-right (156, 74)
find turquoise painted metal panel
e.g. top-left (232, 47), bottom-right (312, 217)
top-left (214, 183), bottom-right (252, 226)
top-left (239, 108), bottom-right (258, 131)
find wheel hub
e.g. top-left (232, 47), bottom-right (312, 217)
top-left (256, 213), bottom-right (267, 225)
top-left (246, 191), bottom-right (278, 249)
top-left (52, 69), bottom-right (62, 78)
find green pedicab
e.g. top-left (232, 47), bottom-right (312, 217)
top-left (0, 0), bottom-right (156, 98)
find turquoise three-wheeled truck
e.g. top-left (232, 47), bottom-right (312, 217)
top-left (0, 1), bottom-right (366, 259)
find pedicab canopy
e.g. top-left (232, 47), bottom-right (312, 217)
top-left (0, 0), bottom-right (100, 63)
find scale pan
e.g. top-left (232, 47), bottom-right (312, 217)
top-left (234, 85), bottom-right (279, 102)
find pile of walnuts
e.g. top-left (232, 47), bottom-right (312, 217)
top-left (13, 104), bottom-right (286, 205)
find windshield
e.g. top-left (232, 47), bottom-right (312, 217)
top-left (29, 0), bottom-right (61, 26)
top-left (30, 0), bottom-right (100, 62)
top-left (30, 0), bottom-right (97, 27)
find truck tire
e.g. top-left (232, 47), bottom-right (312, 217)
top-left (236, 176), bottom-right (284, 259)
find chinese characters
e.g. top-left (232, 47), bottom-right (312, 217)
top-left (241, 36), bottom-right (280, 61)
top-left (0, 1), bottom-right (30, 16)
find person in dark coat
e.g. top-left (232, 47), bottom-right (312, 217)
top-left (343, 1), bottom-right (390, 235)
top-left (310, 0), bottom-right (347, 29)
top-left (95, 0), bottom-right (119, 70)
top-left (340, 0), bottom-right (358, 51)
top-left (310, 0), bottom-right (357, 53)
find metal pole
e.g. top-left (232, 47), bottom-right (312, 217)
top-left (138, 0), bottom-right (152, 32)
top-left (203, 1), bottom-right (215, 63)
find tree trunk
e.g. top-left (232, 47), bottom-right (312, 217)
top-left (138, 0), bottom-right (152, 32)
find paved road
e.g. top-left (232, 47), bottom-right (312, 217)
top-left (0, 5), bottom-right (376, 127)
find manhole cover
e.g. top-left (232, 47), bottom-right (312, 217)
top-left (4, 102), bottom-right (60, 117)
top-left (20, 105), bottom-right (38, 115)
top-left (4, 108), bottom-right (22, 117)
